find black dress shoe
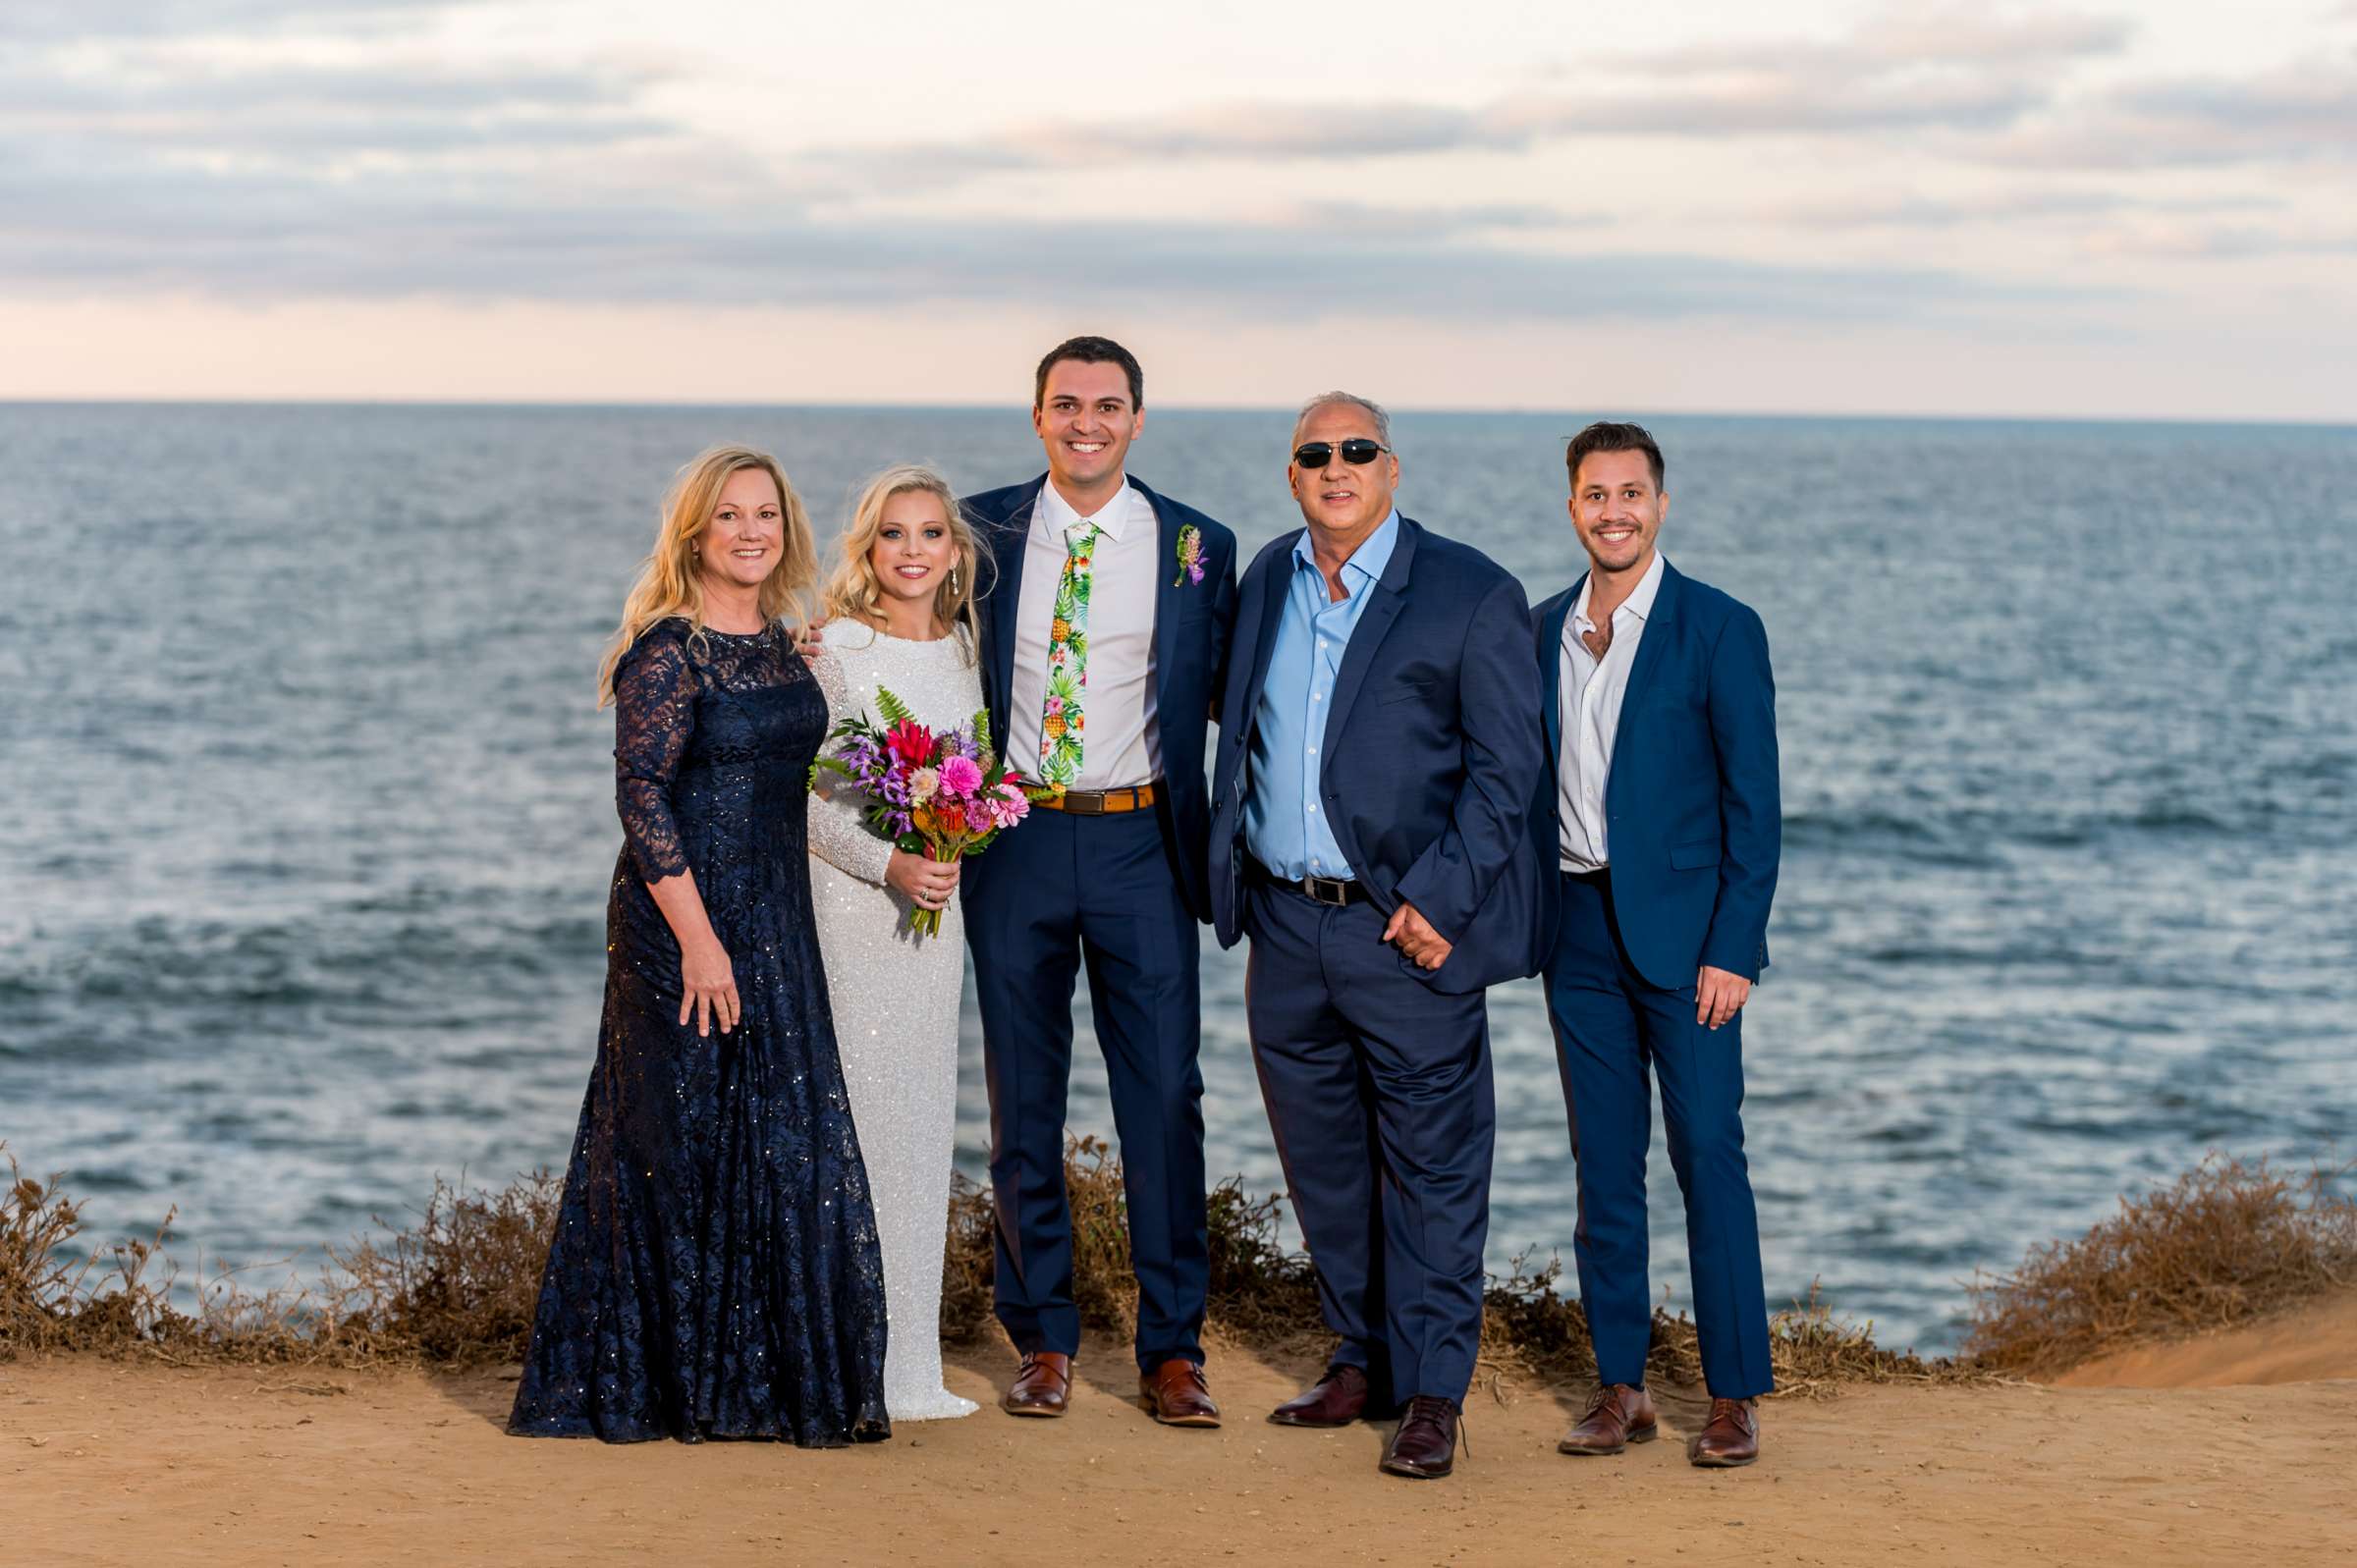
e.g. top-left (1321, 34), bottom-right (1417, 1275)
top-left (1379, 1395), bottom-right (1461, 1480)
top-left (1270, 1364), bottom-right (1370, 1428)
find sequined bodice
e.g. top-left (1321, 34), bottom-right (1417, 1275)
top-left (614, 619), bottom-right (827, 924)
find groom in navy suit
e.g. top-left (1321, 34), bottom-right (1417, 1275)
top-left (1537, 421), bottom-right (1780, 1469)
top-left (961, 336), bottom-right (1238, 1428)
top-left (1210, 392), bottom-right (1545, 1480)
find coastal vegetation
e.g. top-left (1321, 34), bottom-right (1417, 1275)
top-left (6, 1139), bottom-right (2349, 1388)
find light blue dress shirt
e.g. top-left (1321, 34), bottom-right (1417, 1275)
top-left (1244, 511), bottom-right (1402, 882)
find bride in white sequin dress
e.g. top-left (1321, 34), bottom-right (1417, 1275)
top-left (807, 464), bottom-right (988, 1421)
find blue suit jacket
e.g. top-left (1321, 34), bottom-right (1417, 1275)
top-left (1534, 561), bottom-right (1780, 991)
top-left (962, 473), bottom-right (1239, 924)
top-left (1210, 515), bottom-right (1547, 994)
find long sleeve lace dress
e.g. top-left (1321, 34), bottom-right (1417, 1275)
top-left (509, 618), bottom-right (890, 1445)
top-left (807, 619), bottom-right (985, 1421)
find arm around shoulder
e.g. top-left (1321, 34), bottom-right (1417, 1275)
top-left (1393, 571), bottom-right (1545, 942)
top-left (1699, 603), bottom-right (1779, 979)
top-left (803, 645), bottom-right (897, 887)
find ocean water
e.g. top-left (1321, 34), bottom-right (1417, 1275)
top-left (2, 403), bottom-right (2351, 1355)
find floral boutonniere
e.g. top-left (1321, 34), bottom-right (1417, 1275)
top-left (1173, 522), bottom-right (1205, 588)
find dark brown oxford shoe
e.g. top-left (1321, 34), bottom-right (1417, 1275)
top-left (1001, 1351), bottom-right (1073, 1418)
top-left (1139, 1359), bottom-right (1222, 1427)
top-left (1688, 1396), bottom-right (1761, 1467)
top-left (1379, 1395), bottom-right (1462, 1480)
top-left (1557, 1382), bottom-right (1660, 1455)
top-left (1270, 1364), bottom-right (1371, 1428)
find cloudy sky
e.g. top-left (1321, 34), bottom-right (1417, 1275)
top-left (3, 0), bottom-right (2351, 417)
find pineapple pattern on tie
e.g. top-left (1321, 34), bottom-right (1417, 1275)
top-left (1038, 518), bottom-right (1099, 788)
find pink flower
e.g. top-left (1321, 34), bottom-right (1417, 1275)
top-left (938, 755), bottom-right (982, 799)
top-left (1045, 694), bottom-right (1064, 716)
top-left (907, 766), bottom-right (940, 803)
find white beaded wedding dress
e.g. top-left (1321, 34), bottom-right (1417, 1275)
top-left (807, 618), bottom-right (984, 1421)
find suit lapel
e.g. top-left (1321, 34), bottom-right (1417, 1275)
top-left (1133, 476), bottom-right (1182, 704)
top-left (979, 475), bottom-right (1046, 740)
top-left (1319, 516), bottom-right (1420, 759)
top-left (1541, 574), bottom-right (1581, 773)
top-left (1607, 559), bottom-right (1679, 796)
top-left (1243, 533), bottom-right (1296, 716)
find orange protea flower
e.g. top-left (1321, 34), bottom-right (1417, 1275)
top-left (1050, 617), bottom-right (1071, 645)
top-left (1043, 713), bottom-right (1068, 740)
top-left (911, 804), bottom-right (937, 834)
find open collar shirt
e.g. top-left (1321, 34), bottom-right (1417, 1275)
top-left (1558, 549), bottom-right (1667, 872)
top-left (1243, 511), bottom-right (1402, 883)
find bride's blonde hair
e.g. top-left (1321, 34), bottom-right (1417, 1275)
top-left (818, 463), bottom-right (989, 662)
top-left (596, 445), bottom-right (817, 706)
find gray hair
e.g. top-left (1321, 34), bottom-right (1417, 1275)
top-left (1291, 391), bottom-right (1391, 448)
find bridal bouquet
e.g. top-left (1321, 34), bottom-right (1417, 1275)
top-left (810, 689), bottom-right (1034, 936)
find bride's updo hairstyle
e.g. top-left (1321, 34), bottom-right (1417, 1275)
top-left (596, 445), bottom-right (818, 707)
top-left (819, 463), bottom-right (992, 664)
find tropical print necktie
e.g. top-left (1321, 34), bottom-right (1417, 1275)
top-left (1038, 518), bottom-right (1099, 787)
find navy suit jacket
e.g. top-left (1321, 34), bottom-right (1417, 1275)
top-left (1534, 561), bottom-right (1780, 991)
top-left (1210, 515), bottom-right (1547, 995)
top-left (962, 473), bottom-right (1239, 925)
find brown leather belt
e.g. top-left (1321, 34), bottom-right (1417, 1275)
top-left (1035, 781), bottom-right (1159, 815)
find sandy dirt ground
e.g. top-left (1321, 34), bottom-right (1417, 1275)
top-left (8, 1323), bottom-right (2356, 1568)
top-left (2056, 1290), bottom-right (2357, 1390)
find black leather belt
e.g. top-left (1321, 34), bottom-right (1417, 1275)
top-left (1246, 855), bottom-right (1370, 908)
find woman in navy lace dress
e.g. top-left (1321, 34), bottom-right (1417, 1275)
top-left (509, 446), bottom-right (890, 1445)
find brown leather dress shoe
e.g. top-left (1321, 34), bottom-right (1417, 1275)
top-left (1688, 1396), bottom-right (1761, 1467)
top-left (1270, 1364), bottom-right (1371, 1428)
top-left (1557, 1382), bottom-right (1659, 1455)
top-left (1001, 1352), bottom-right (1072, 1418)
top-left (1379, 1395), bottom-right (1461, 1480)
top-left (1138, 1359), bottom-right (1221, 1427)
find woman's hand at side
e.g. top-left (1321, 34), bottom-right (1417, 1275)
top-left (680, 936), bottom-right (740, 1036)
top-left (886, 850), bottom-right (960, 912)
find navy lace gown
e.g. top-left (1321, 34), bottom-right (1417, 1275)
top-left (510, 618), bottom-right (891, 1445)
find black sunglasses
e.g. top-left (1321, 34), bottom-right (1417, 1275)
top-left (1292, 439), bottom-right (1391, 469)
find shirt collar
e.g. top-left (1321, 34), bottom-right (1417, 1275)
top-left (1572, 548), bottom-right (1667, 633)
top-left (1291, 509), bottom-right (1401, 597)
top-left (1037, 474), bottom-right (1136, 543)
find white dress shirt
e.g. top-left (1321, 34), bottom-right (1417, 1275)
top-left (1006, 477), bottom-right (1162, 790)
top-left (1558, 549), bottom-right (1667, 872)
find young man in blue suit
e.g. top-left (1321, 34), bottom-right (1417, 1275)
top-left (1537, 421), bottom-right (1780, 1469)
top-left (960, 336), bottom-right (1239, 1429)
top-left (1209, 392), bottom-right (1545, 1480)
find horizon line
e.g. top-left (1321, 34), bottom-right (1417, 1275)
top-left (3, 397), bottom-right (2353, 433)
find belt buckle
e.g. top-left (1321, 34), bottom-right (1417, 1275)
top-left (1062, 789), bottom-right (1106, 816)
top-left (1303, 874), bottom-right (1350, 907)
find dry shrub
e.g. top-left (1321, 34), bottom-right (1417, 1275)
top-left (1477, 1250), bottom-right (1963, 1398)
top-left (939, 1134), bottom-right (1143, 1343)
top-left (330, 1172), bottom-right (563, 1366)
top-left (23, 1134), bottom-right (2345, 1389)
top-left (939, 1171), bottom-right (997, 1343)
top-left (1, 1142), bottom-right (559, 1369)
top-left (3, 1153), bottom-right (171, 1358)
top-left (938, 1138), bottom-right (1974, 1396)
top-left (1965, 1155), bottom-right (2357, 1377)
top-left (1202, 1177), bottom-right (1322, 1345)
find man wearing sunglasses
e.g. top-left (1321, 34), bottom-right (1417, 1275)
top-left (1208, 393), bottom-right (1547, 1480)
top-left (1536, 421), bottom-right (1780, 1470)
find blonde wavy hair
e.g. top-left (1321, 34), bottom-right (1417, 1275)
top-left (818, 463), bottom-right (989, 662)
top-left (596, 445), bottom-right (817, 706)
